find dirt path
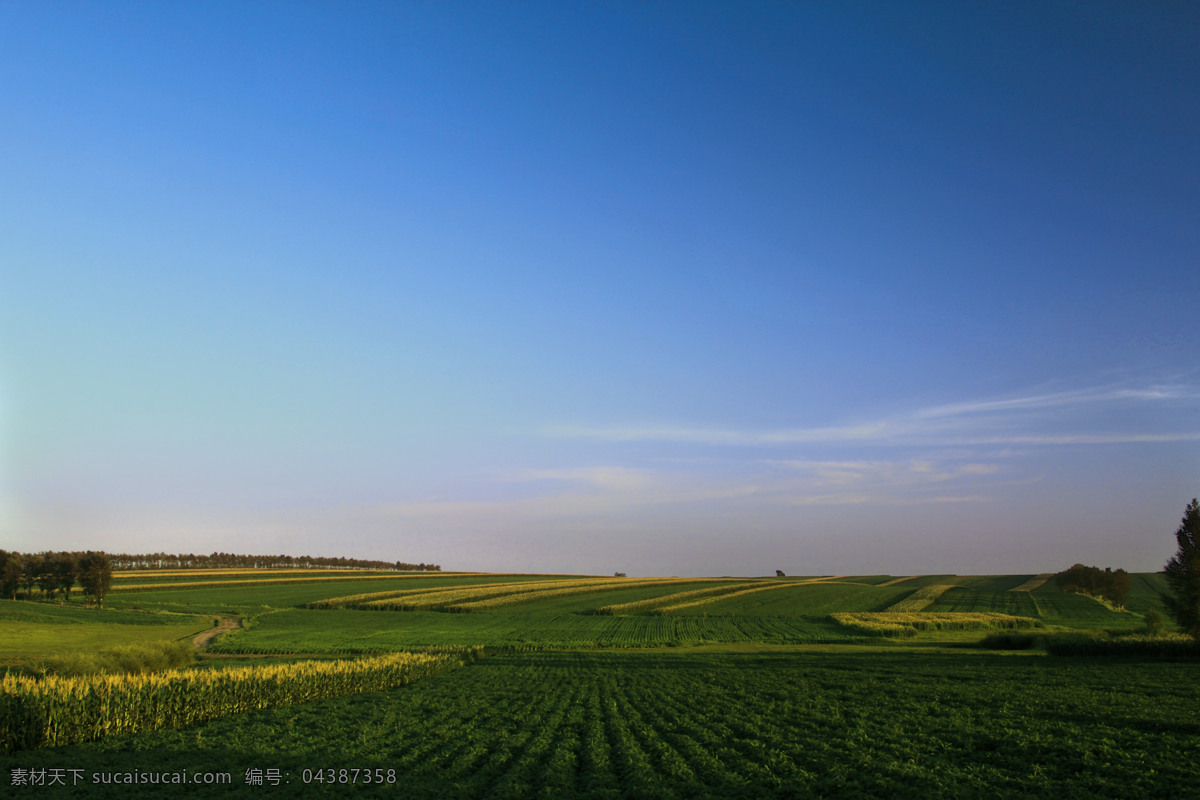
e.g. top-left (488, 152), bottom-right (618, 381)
top-left (192, 617), bottom-right (242, 650)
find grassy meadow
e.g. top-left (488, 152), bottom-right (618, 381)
top-left (3, 568), bottom-right (1196, 798)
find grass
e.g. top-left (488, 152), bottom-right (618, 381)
top-left (34, 640), bottom-right (197, 677)
top-left (0, 601), bottom-right (210, 667)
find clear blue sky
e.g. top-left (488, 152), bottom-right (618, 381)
top-left (2, 1), bottom-right (1197, 575)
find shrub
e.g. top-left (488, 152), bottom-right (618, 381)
top-left (978, 633), bottom-right (1036, 650)
top-left (1044, 634), bottom-right (1200, 658)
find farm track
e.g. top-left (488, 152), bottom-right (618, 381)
top-left (191, 616), bottom-right (242, 650)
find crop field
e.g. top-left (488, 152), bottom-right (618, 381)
top-left (0, 603), bottom-right (211, 667)
top-left (4, 650), bottom-right (1198, 798)
top-left (3, 569), bottom-right (1194, 798)
top-left (207, 608), bottom-right (867, 653)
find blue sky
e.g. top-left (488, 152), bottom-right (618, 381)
top-left (2, 1), bottom-right (1197, 575)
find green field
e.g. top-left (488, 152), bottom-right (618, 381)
top-left (0, 602), bottom-right (211, 666)
top-left (2, 570), bottom-right (1194, 798)
top-left (4, 650), bottom-right (1197, 798)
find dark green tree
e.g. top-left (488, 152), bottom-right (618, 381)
top-left (1162, 498), bottom-right (1200, 638)
top-left (78, 552), bottom-right (113, 608)
top-left (34, 555), bottom-right (57, 599)
top-left (1053, 563), bottom-right (1131, 607)
top-left (0, 551), bottom-right (21, 599)
top-left (51, 552), bottom-right (80, 602)
top-left (21, 553), bottom-right (43, 599)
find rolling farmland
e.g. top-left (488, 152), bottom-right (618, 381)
top-left (2, 568), bottom-right (1195, 798)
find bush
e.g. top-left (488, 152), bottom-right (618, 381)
top-left (978, 633), bottom-right (1036, 650)
top-left (1044, 633), bottom-right (1200, 658)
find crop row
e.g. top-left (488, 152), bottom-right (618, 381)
top-left (1006, 574), bottom-right (1053, 592)
top-left (308, 577), bottom-right (712, 613)
top-left (307, 579), bottom-right (562, 610)
top-left (79, 650), bottom-right (1195, 798)
top-left (0, 649), bottom-right (478, 753)
top-left (112, 569), bottom-right (408, 582)
top-left (443, 579), bottom-right (702, 612)
top-left (361, 579), bottom-right (620, 611)
top-left (208, 609), bottom-right (866, 653)
top-left (594, 582), bottom-right (755, 615)
top-left (829, 611), bottom-right (1041, 637)
top-left (109, 574), bottom-right (440, 593)
top-left (886, 583), bottom-right (959, 612)
top-left (652, 581), bottom-right (793, 614)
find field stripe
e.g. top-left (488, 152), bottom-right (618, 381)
top-left (1008, 574), bottom-right (1054, 592)
top-left (887, 584), bottom-right (960, 611)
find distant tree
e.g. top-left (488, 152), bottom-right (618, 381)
top-left (78, 552), bottom-right (113, 607)
top-left (1162, 498), bottom-right (1200, 639)
top-left (0, 551), bottom-right (22, 599)
top-left (21, 553), bottom-right (43, 599)
top-left (1053, 563), bottom-right (1131, 608)
top-left (614, 572), bottom-right (627, 578)
top-left (1143, 610), bottom-right (1165, 636)
top-left (776, 570), bottom-right (786, 578)
top-left (34, 555), bottom-right (58, 599)
top-left (49, 552), bottom-right (80, 601)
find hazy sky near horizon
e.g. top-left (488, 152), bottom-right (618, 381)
top-left (2, 2), bottom-right (1198, 575)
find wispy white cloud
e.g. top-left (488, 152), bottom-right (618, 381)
top-left (354, 454), bottom-right (1004, 535)
top-left (943, 432), bottom-right (1200, 446)
top-left (499, 466), bottom-right (657, 492)
top-left (543, 423), bottom-right (887, 445)
top-left (546, 382), bottom-right (1199, 448)
top-left (913, 385), bottom-right (1195, 420)
top-left (768, 459), bottom-right (1001, 487)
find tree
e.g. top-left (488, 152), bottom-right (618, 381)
top-left (1162, 498), bottom-right (1200, 639)
top-left (46, 552), bottom-right (80, 602)
top-left (0, 551), bottom-right (22, 600)
top-left (78, 552), bottom-right (113, 608)
top-left (21, 553), bottom-right (43, 599)
top-left (1053, 563), bottom-right (1131, 608)
top-left (34, 555), bottom-right (57, 599)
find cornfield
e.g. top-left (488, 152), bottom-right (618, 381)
top-left (1, 648), bottom-right (478, 753)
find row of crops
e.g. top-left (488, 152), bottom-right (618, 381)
top-left (829, 611), bottom-right (1041, 637)
top-left (306, 576), bottom-right (744, 613)
top-left (209, 609), bottom-right (872, 653)
top-left (12, 650), bottom-right (1193, 798)
top-left (304, 575), bottom-right (888, 616)
top-left (1, 649), bottom-right (478, 753)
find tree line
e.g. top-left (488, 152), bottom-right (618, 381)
top-left (1053, 563), bottom-right (1132, 608)
top-left (0, 550), bottom-right (112, 606)
top-left (107, 552), bottom-right (441, 572)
